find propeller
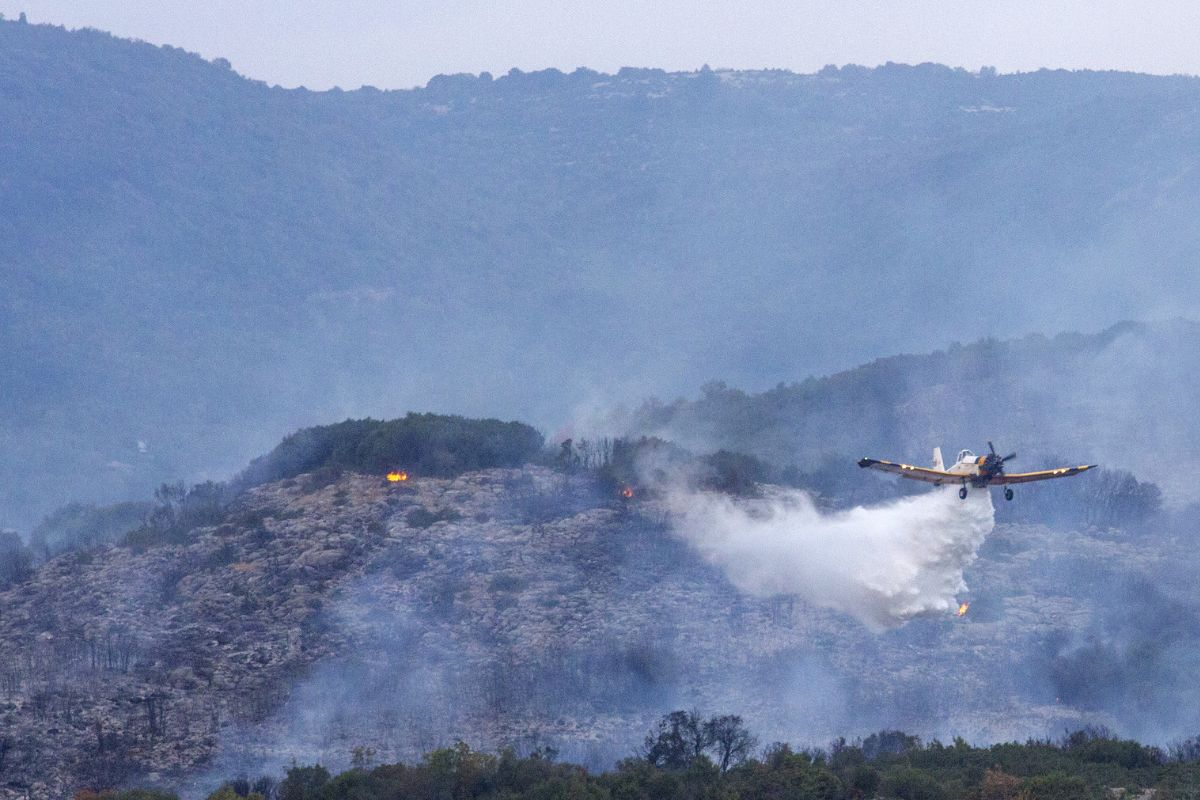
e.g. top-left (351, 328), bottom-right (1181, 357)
top-left (985, 441), bottom-right (1017, 474)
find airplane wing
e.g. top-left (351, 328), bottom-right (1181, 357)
top-left (990, 465), bottom-right (1098, 484)
top-left (857, 458), bottom-right (957, 485)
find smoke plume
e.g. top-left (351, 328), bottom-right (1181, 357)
top-left (668, 485), bottom-right (995, 630)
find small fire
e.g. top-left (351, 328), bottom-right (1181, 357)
top-left (956, 602), bottom-right (970, 617)
top-left (620, 486), bottom-right (634, 499)
top-left (386, 471), bottom-right (409, 483)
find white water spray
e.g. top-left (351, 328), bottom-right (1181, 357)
top-left (669, 486), bottom-right (995, 630)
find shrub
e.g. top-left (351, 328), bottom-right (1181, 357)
top-left (406, 507), bottom-right (462, 529)
top-left (278, 765), bottom-right (330, 800)
top-left (1021, 773), bottom-right (1092, 800)
top-left (488, 574), bottom-right (528, 593)
top-left (113, 792), bottom-right (180, 800)
top-left (885, 766), bottom-right (945, 800)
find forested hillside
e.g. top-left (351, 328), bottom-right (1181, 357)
top-left (5, 17), bottom-right (1200, 527)
top-left (623, 320), bottom-right (1200, 505)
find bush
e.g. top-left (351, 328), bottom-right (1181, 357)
top-left (114, 791), bottom-right (180, 800)
top-left (406, 507), bottom-right (462, 529)
top-left (885, 766), bottom-right (945, 800)
top-left (489, 574), bottom-right (529, 593)
top-left (205, 787), bottom-right (264, 800)
top-left (1021, 773), bottom-right (1092, 800)
top-left (278, 765), bottom-right (330, 800)
top-left (850, 765), bottom-right (882, 797)
top-left (1069, 735), bottom-right (1162, 769)
top-left (979, 768), bottom-right (1021, 800)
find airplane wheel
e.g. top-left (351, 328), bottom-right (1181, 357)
top-left (1004, 488), bottom-right (1014, 501)
top-left (958, 487), bottom-right (968, 500)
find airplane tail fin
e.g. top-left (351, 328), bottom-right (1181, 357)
top-left (932, 447), bottom-right (945, 471)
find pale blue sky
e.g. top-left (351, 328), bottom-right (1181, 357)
top-left (7, 1), bottom-right (1200, 89)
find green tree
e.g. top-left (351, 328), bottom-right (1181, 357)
top-left (885, 767), bottom-right (944, 800)
top-left (278, 765), bottom-right (330, 800)
top-left (704, 715), bottom-right (758, 773)
top-left (643, 710), bottom-right (712, 770)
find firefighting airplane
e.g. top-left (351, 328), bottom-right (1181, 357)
top-left (857, 442), bottom-right (1097, 501)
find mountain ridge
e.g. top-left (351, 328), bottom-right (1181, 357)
top-left (6, 17), bottom-right (1200, 528)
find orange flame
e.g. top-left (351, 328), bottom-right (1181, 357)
top-left (386, 471), bottom-right (409, 483)
top-left (956, 602), bottom-right (970, 617)
top-left (620, 486), bottom-right (634, 499)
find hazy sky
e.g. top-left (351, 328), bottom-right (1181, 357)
top-left (7, 1), bottom-right (1200, 89)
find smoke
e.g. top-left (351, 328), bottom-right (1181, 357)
top-left (667, 485), bottom-right (995, 630)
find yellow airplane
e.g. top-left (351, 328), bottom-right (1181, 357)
top-left (857, 442), bottom-right (1097, 501)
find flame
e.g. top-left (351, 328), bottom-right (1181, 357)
top-left (956, 602), bottom-right (970, 617)
top-left (620, 486), bottom-right (634, 499)
top-left (386, 471), bottom-right (408, 483)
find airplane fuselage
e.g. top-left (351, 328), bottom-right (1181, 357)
top-left (945, 450), bottom-right (996, 487)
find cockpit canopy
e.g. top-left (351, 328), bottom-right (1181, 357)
top-left (956, 449), bottom-right (976, 463)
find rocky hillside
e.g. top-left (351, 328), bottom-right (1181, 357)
top-left (0, 470), bottom-right (395, 795)
top-left (2, 463), bottom-right (1193, 798)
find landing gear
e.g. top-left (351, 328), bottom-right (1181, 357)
top-left (958, 486), bottom-right (968, 500)
top-left (1004, 487), bottom-right (1014, 502)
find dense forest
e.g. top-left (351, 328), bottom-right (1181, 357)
top-left (5, 16), bottom-right (1200, 528)
top-left (87, 720), bottom-right (1200, 800)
